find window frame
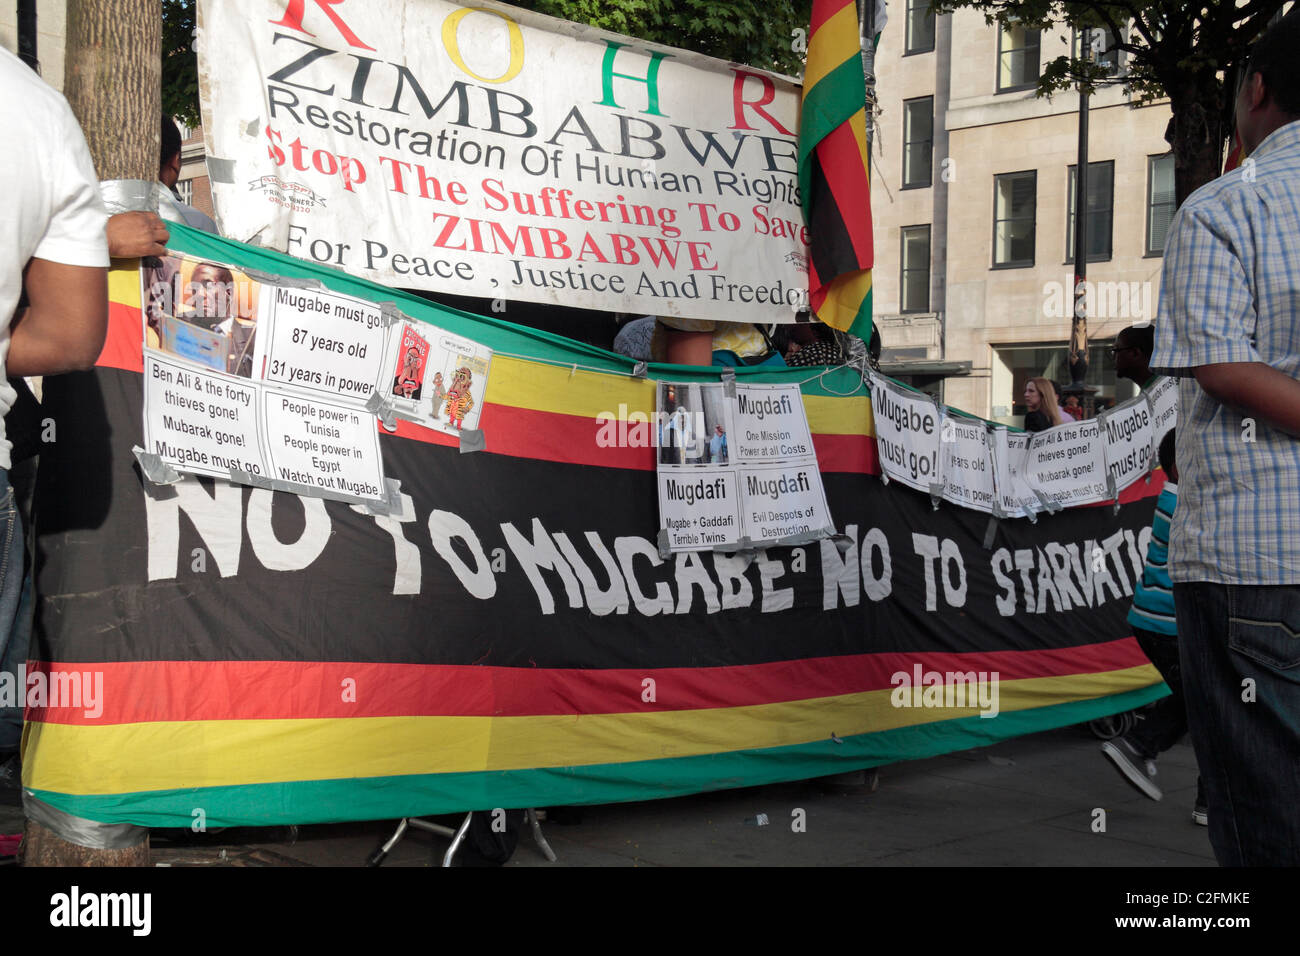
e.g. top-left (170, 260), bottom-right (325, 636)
top-left (900, 224), bottom-right (932, 313)
top-left (992, 170), bottom-right (1037, 269)
top-left (902, 96), bottom-right (934, 189)
top-left (904, 0), bottom-right (936, 55)
top-left (996, 24), bottom-right (1041, 94)
top-left (1065, 160), bottom-right (1115, 263)
top-left (1145, 153), bottom-right (1176, 257)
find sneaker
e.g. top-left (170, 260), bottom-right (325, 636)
top-left (1101, 737), bottom-right (1163, 801)
top-left (1192, 778), bottom-right (1208, 826)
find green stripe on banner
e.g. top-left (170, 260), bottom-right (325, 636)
top-left (162, 222), bottom-right (867, 398)
top-left (29, 683), bottom-right (1166, 827)
top-left (850, 286), bottom-right (873, 342)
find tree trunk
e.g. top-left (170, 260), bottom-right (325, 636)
top-left (25, 0), bottom-right (161, 866)
top-left (21, 820), bottom-right (150, 867)
top-left (63, 0), bottom-right (162, 180)
top-left (1167, 73), bottom-right (1232, 208)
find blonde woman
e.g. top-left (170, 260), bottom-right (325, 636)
top-left (1023, 377), bottom-right (1064, 432)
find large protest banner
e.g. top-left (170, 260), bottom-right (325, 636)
top-left (20, 224), bottom-right (1168, 828)
top-left (196, 0), bottom-right (808, 321)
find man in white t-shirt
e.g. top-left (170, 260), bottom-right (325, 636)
top-left (0, 46), bottom-right (109, 775)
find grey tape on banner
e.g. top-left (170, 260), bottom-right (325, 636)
top-left (1031, 488), bottom-right (1063, 514)
top-left (720, 369), bottom-right (737, 398)
top-left (928, 481), bottom-right (944, 511)
top-left (206, 156), bottom-right (237, 183)
top-left (365, 391), bottom-right (400, 432)
top-left (245, 118), bottom-right (260, 136)
top-left (24, 791), bottom-right (148, 850)
top-left (763, 528), bottom-right (834, 549)
top-left (241, 269), bottom-right (320, 289)
top-left (133, 445), bottom-right (183, 485)
top-left (458, 428), bottom-right (486, 453)
top-left (631, 361), bottom-right (649, 379)
top-left (982, 515), bottom-right (999, 550)
top-left (379, 302), bottom-right (406, 327)
top-left (99, 179), bottom-right (164, 215)
top-left (1106, 473), bottom-right (1118, 502)
top-left (657, 528), bottom-right (672, 559)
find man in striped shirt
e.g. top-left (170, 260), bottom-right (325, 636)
top-left (1150, 12), bottom-right (1300, 866)
top-left (1102, 431), bottom-right (1206, 824)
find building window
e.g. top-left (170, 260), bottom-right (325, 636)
top-left (993, 171), bottom-right (1036, 268)
top-left (175, 179), bottom-right (194, 205)
top-left (905, 0), bottom-right (935, 54)
top-left (1072, 25), bottom-right (1122, 74)
top-left (902, 97), bottom-right (933, 188)
top-left (1066, 160), bottom-right (1114, 262)
top-left (1146, 154), bottom-right (1175, 255)
top-left (900, 225), bottom-right (931, 312)
top-left (997, 24), bottom-right (1040, 92)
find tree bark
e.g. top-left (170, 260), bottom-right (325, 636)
top-left (63, 0), bottom-right (162, 180)
top-left (1167, 73), bottom-right (1232, 208)
top-left (21, 820), bottom-right (150, 867)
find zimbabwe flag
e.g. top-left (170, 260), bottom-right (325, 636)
top-left (799, 0), bottom-right (874, 340)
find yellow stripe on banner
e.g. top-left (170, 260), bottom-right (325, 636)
top-left (485, 356), bottom-right (872, 436)
top-left (109, 264), bottom-right (142, 309)
top-left (24, 667), bottom-right (1160, 794)
top-left (849, 108), bottom-right (870, 179)
top-left (802, 3), bottom-right (863, 93)
top-left (818, 270), bottom-right (873, 333)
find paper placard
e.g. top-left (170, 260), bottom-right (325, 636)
top-left (991, 428), bottom-right (1036, 518)
top-left (1100, 396), bottom-right (1154, 493)
top-left (655, 380), bottom-right (832, 552)
top-left (871, 375), bottom-right (941, 492)
top-left (379, 322), bottom-right (493, 435)
top-left (940, 418), bottom-right (996, 514)
top-left (1023, 419), bottom-right (1109, 507)
top-left (262, 393), bottom-right (386, 499)
top-left (255, 286), bottom-right (387, 401)
top-left (144, 353), bottom-right (266, 480)
top-left (1147, 375), bottom-right (1178, 457)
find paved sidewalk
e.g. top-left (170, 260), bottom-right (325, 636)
top-left (1, 724), bottom-right (1214, 866)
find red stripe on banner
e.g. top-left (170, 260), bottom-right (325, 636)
top-left (1084, 472), bottom-right (1167, 507)
top-left (98, 300), bottom-right (145, 374)
top-left (26, 639), bottom-right (1152, 725)
top-left (390, 405), bottom-right (877, 474)
top-left (816, 125), bottom-right (873, 259)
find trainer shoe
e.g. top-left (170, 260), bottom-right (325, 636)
top-left (1101, 737), bottom-right (1162, 801)
top-left (1192, 778), bottom-right (1208, 826)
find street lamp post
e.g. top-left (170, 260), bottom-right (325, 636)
top-left (1063, 27), bottom-right (1099, 416)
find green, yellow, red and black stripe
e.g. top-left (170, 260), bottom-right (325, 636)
top-left (799, 0), bottom-right (874, 340)
top-left (18, 223), bottom-right (1166, 828)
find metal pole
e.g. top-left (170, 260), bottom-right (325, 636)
top-left (1067, 28), bottom-right (1091, 399)
top-left (17, 0), bottom-right (38, 71)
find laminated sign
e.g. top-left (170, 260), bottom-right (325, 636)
top-left (139, 249), bottom-right (491, 506)
top-left (197, 0), bottom-right (809, 322)
top-left (656, 382), bottom-right (832, 553)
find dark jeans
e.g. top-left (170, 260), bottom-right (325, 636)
top-left (1130, 628), bottom-right (1188, 758)
top-left (0, 472), bottom-right (26, 753)
top-left (1174, 582), bottom-right (1300, 866)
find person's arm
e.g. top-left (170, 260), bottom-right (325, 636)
top-left (661, 327), bottom-right (713, 366)
top-left (105, 211), bottom-right (169, 258)
top-left (8, 257), bottom-right (108, 376)
top-left (1194, 363), bottom-right (1300, 437)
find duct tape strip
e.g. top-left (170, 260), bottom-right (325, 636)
top-left (657, 528), bottom-right (672, 560)
top-left (133, 445), bottom-right (183, 486)
top-left (631, 361), bottom-right (649, 379)
top-left (99, 179), bottom-right (165, 215)
top-left (458, 428), bottom-right (486, 453)
top-left (240, 269), bottom-right (320, 289)
top-left (1031, 487), bottom-right (1063, 514)
top-left (982, 515), bottom-right (1000, 550)
top-left (1107, 472), bottom-right (1122, 515)
top-left (760, 528), bottom-right (833, 550)
top-left (206, 157), bottom-right (237, 183)
top-left (928, 481), bottom-right (944, 511)
top-left (1142, 389), bottom-right (1160, 479)
top-left (379, 302), bottom-right (406, 328)
top-left (365, 391), bottom-right (399, 432)
top-left (24, 791), bottom-right (147, 850)
top-left (719, 369), bottom-right (737, 398)
top-left (230, 468), bottom-right (391, 515)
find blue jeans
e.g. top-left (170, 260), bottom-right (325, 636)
top-left (1174, 582), bottom-right (1300, 866)
top-left (0, 471), bottom-right (26, 754)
